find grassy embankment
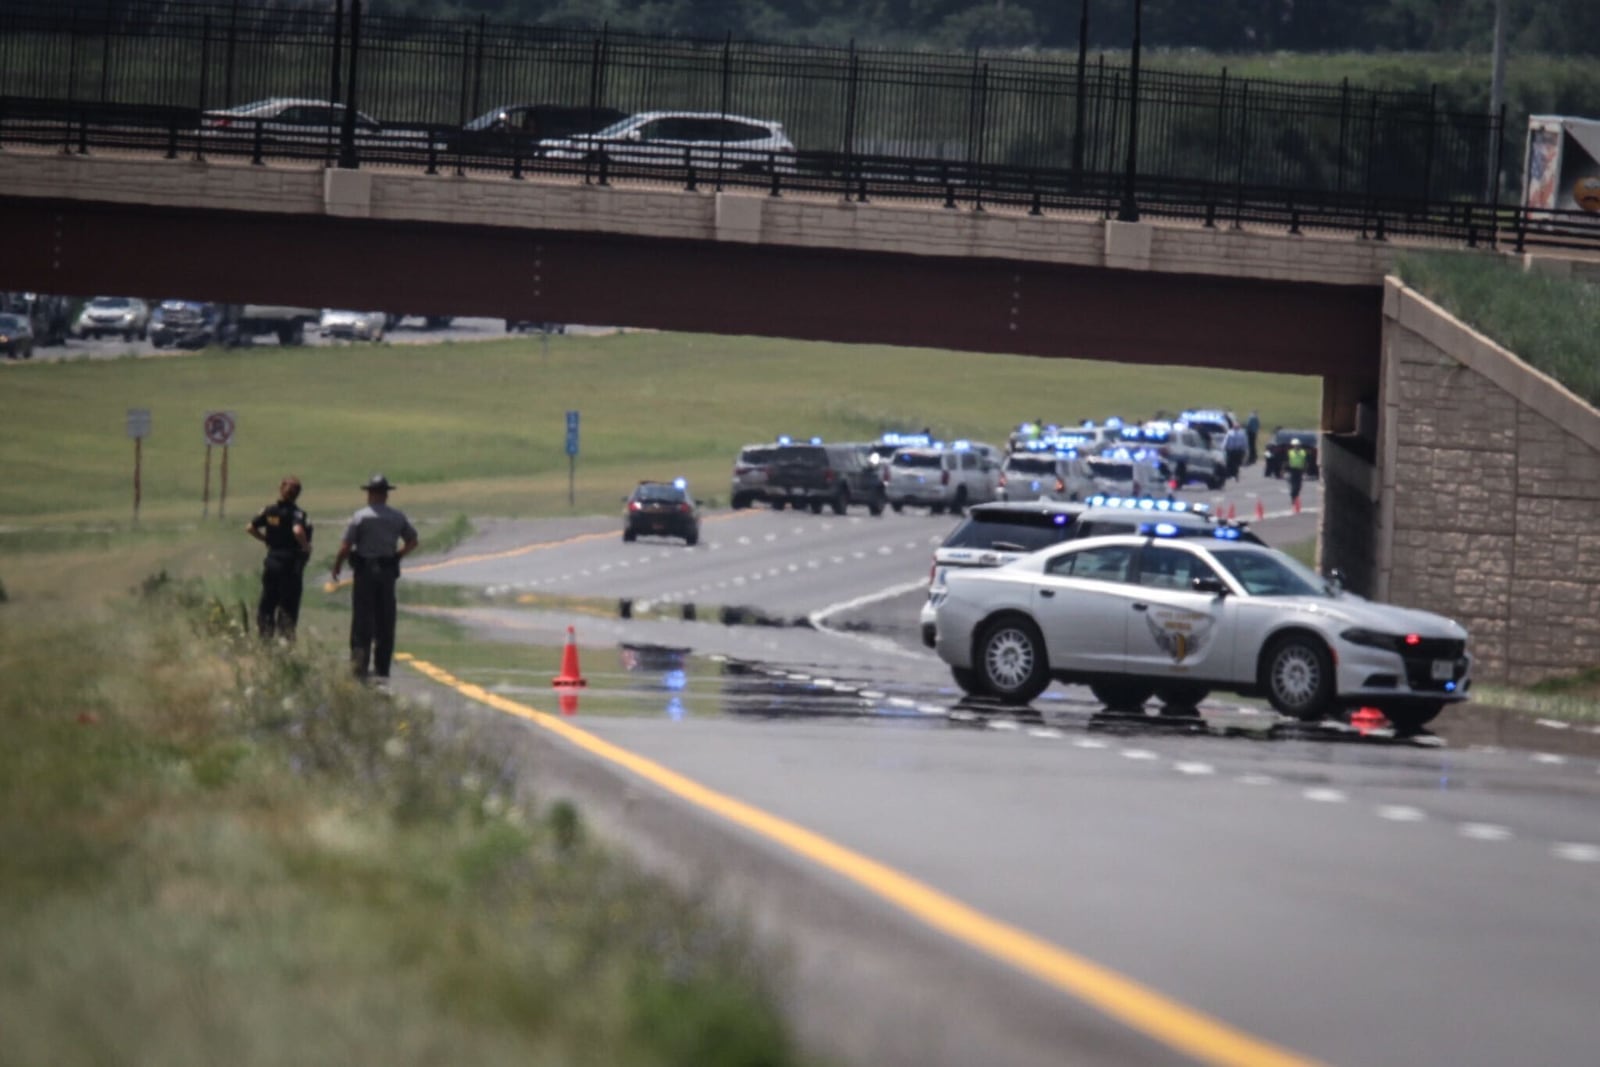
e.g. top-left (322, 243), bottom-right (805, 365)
top-left (0, 579), bottom-right (809, 1066)
top-left (1396, 250), bottom-right (1600, 408)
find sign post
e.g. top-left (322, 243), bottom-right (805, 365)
top-left (565, 410), bottom-right (580, 508)
top-left (203, 411), bottom-right (237, 520)
top-left (127, 408), bottom-right (151, 524)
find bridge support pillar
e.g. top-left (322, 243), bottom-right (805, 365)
top-left (323, 167), bottom-right (372, 218)
top-left (1321, 369), bottom-right (1373, 435)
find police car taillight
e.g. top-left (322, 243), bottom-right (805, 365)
top-left (678, 503), bottom-right (692, 513)
top-left (998, 473), bottom-right (1008, 487)
top-left (1054, 477), bottom-right (1064, 493)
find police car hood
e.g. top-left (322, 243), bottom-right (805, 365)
top-left (1266, 593), bottom-right (1466, 638)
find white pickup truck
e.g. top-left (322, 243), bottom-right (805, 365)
top-left (219, 305), bottom-right (320, 347)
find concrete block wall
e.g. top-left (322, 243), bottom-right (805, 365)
top-left (1317, 436), bottom-right (1380, 597)
top-left (1376, 278), bottom-right (1600, 684)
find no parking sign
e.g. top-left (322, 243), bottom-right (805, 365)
top-left (203, 410), bottom-right (237, 447)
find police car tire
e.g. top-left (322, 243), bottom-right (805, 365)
top-left (930, 503), bottom-right (946, 515)
top-left (1155, 684), bottom-right (1208, 714)
top-left (976, 616), bottom-right (1050, 705)
top-left (770, 499), bottom-right (788, 510)
top-left (950, 665), bottom-right (986, 697)
top-left (831, 489), bottom-right (849, 516)
top-left (809, 499), bottom-right (824, 514)
top-left (731, 493), bottom-right (749, 510)
top-left (1380, 702), bottom-right (1444, 735)
top-left (1090, 681), bottom-right (1156, 712)
top-left (622, 528), bottom-right (637, 542)
top-left (1263, 634), bottom-right (1335, 721)
top-left (891, 502), bottom-right (904, 514)
top-left (684, 530), bottom-right (699, 547)
top-left (1208, 472), bottom-right (1225, 491)
top-left (868, 495), bottom-right (885, 517)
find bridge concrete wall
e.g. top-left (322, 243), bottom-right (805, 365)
top-left (0, 151), bottom-right (1402, 286)
top-left (1370, 279), bottom-right (1600, 685)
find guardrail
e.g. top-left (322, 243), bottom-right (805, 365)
top-left (5, 97), bottom-right (1598, 255)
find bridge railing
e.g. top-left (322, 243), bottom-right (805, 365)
top-left (1, 0), bottom-right (1597, 253)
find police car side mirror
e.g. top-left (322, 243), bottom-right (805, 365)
top-left (1191, 575), bottom-right (1227, 597)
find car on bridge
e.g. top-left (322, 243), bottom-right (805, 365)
top-left (201, 98), bottom-right (436, 155)
top-left (928, 529), bottom-right (1470, 732)
top-left (540, 111), bottom-right (799, 175)
top-left (623, 479), bottom-right (701, 546)
top-left (447, 103), bottom-right (629, 158)
top-left (319, 309), bottom-right (387, 342)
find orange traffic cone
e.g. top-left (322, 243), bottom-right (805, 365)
top-left (553, 625), bottom-right (587, 688)
top-left (1227, 502), bottom-right (1237, 521)
top-left (1255, 499), bottom-right (1265, 521)
top-left (558, 691), bottom-right (580, 716)
top-left (1351, 707), bottom-right (1387, 731)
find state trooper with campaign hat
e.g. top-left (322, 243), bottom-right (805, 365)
top-left (331, 473), bottom-right (419, 687)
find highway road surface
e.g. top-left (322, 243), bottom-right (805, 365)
top-left (382, 466), bottom-right (1600, 1067)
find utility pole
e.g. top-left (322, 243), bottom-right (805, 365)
top-left (1486, 0), bottom-right (1506, 202)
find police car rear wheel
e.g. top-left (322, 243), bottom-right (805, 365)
top-left (976, 616), bottom-right (1050, 705)
top-left (622, 528), bottom-right (637, 542)
top-left (868, 493), bottom-right (885, 517)
top-left (950, 665), bottom-right (985, 697)
top-left (1091, 681), bottom-right (1156, 712)
top-left (809, 499), bottom-right (824, 514)
top-left (831, 489), bottom-right (849, 516)
top-left (1155, 684), bottom-right (1208, 715)
top-left (890, 502), bottom-right (904, 514)
top-left (1264, 635), bottom-right (1334, 720)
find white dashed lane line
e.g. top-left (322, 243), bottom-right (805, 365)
top-left (1377, 805), bottom-right (1428, 822)
top-left (1459, 823), bottom-right (1514, 842)
top-left (1554, 843), bottom-right (1600, 863)
top-left (1303, 788), bottom-right (1349, 803)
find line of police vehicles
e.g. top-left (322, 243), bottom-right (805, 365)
top-left (728, 411), bottom-right (1242, 517)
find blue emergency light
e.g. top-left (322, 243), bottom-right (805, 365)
top-left (809, 436), bottom-right (823, 445)
top-left (777, 435), bottom-right (792, 445)
top-left (1141, 522), bottom-right (1180, 537)
top-left (1212, 526), bottom-right (1241, 540)
top-left (672, 477), bottom-right (688, 490)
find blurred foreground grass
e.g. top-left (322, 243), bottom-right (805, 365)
top-left (0, 576), bottom-right (812, 1067)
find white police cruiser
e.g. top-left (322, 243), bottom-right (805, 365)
top-left (997, 444), bottom-right (1094, 502)
top-left (918, 496), bottom-right (1250, 648)
top-left (929, 528), bottom-right (1471, 732)
top-left (1084, 446), bottom-right (1169, 499)
top-left (1120, 420), bottom-right (1227, 489)
top-left (884, 439), bottom-right (1001, 514)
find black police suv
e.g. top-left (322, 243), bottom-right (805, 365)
top-left (624, 480), bottom-right (700, 545)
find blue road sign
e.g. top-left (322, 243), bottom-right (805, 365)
top-left (565, 410), bottom-right (580, 456)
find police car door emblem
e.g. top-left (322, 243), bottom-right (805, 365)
top-left (1145, 607), bottom-right (1214, 663)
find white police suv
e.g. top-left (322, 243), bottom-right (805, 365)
top-left (997, 446), bottom-right (1094, 502)
top-left (884, 440), bottom-right (1001, 514)
top-left (929, 530), bottom-right (1470, 732)
top-left (1084, 446), bottom-right (1169, 499)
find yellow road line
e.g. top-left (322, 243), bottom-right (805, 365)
top-left (324, 509), bottom-right (756, 593)
top-left (398, 652), bottom-right (1326, 1067)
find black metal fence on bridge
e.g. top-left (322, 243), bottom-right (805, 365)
top-left (2, 0), bottom-right (1597, 252)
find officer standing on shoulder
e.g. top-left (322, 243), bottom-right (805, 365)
top-left (1245, 410), bottom-right (1261, 466)
top-left (246, 476), bottom-right (311, 641)
top-left (331, 474), bottom-right (419, 687)
top-left (1286, 438), bottom-right (1309, 508)
top-left (1224, 423), bottom-right (1248, 482)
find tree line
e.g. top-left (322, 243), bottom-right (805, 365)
top-left (323, 0), bottom-right (1594, 56)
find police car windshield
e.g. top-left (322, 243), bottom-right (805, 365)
top-left (894, 452), bottom-right (943, 469)
top-left (635, 485), bottom-right (687, 503)
top-left (1006, 456), bottom-right (1059, 475)
top-left (0, 314), bottom-right (22, 329)
top-left (739, 447), bottom-right (775, 464)
top-left (1209, 549), bottom-right (1330, 598)
top-left (943, 511), bottom-right (1079, 552)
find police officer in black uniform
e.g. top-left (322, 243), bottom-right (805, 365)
top-left (331, 474), bottom-right (419, 686)
top-left (247, 476), bottom-right (312, 640)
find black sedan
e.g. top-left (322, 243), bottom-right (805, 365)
top-left (1262, 429), bottom-right (1320, 478)
top-left (623, 480), bottom-right (700, 546)
top-left (0, 313), bottom-right (34, 359)
top-left (447, 104), bottom-right (628, 158)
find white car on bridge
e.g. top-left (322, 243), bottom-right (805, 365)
top-left (928, 531), bottom-right (1471, 733)
top-left (540, 111), bottom-right (798, 174)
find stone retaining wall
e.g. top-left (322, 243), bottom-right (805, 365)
top-left (1377, 278), bottom-right (1600, 684)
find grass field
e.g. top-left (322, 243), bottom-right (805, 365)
top-left (0, 330), bottom-right (1322, 531)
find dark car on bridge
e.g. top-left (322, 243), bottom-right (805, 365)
top-left (624, 479), bottom-right (700, 546)
top-left (149, 300), bottom-right (219, 349)
top-left (1263, 429), bottom-right (1321, 478)
top-left (447, 104), bottom-right (629, 158)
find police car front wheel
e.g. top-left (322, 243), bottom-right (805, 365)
top-left (976, 616), bottom-right (1050, 705)
top-left (1263, 634), bottom-right (1335, 720)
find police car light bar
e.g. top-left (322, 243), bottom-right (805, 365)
top-left (672, 477), bottom-right (688, 490)
top-left (881, 432), bottom-right (932, 447)
top-left (1140, 522), bottom-right (1180, 537)
top-left (777, 435), bottom-right (792, 445)
top-left (809, 436), bottom-right (823, 445)
top-left (1212, 526), bottom-right (1242, 540)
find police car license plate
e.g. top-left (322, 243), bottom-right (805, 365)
top-left (1430, 659), bottom-right (1454, 681)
